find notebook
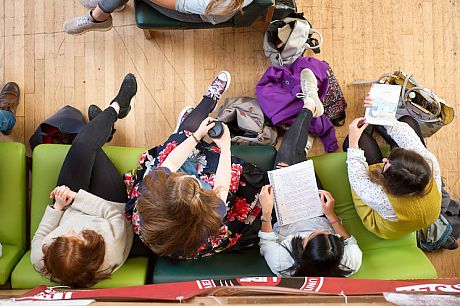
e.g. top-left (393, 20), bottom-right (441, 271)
top-left (268, 160), bottom-right (323, 226)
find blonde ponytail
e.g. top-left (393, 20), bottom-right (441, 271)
top-left (205, 0), bottom-right (245, 16)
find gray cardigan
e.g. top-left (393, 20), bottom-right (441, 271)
top-left (31, 190), bottom-right (133, 278)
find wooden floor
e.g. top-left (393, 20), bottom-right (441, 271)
top-left (0, 0), bottom-right (459, 277)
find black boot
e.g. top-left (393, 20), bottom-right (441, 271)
top-left (88, 104), bottom-right (116, 142)
top-left (111, 73), bottom-right (137, 119)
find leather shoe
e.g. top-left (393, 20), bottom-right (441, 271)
top-left (0, 82), bottom-right (20, 135)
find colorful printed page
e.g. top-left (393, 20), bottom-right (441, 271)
top-left (365, 83), bottom-right (402, 126)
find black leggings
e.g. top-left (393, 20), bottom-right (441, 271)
top-left (275, 108), bottom-right (324, 189)
top-left (342, 115), bottom-right (425, 165)
top-left (56, 107), bottom-right (127, 203)
top-left (177, 96), bottom-right (215, 132)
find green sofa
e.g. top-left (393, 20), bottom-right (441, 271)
top-left (153, 152), bottom-right (438, 283)
top-left (0, 142), bottom-right (26, 285)
top-left (11, 145), bottom-right (150, 289)
top-left (134, 0), bottom-right (275, 39)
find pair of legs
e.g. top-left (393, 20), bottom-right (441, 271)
top-left (342, 115), bottom-right (425, 165)
top-left (92, 0), bottom-right (202, 22)
top-left (56, 107), bottom-right (127, 203)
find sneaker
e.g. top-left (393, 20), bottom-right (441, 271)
top-left (203, 71), bottom-right (231, 107)
top-left (64, 11), bottom-right (112, 35)
top-left (305, 134), bottom-right (314, 155)
top-left (88, 104), bottom-right (116, 142)
top-left (173, 106), bottom-right (194, 133)
top-left (111, 73), bottom-right (137, 119)
top-left (296, 68), bottom-right (324, 118)
top-left (0, 82), bottom-right (20, 135)
top-left (79, 0), bottom-right (126, 12)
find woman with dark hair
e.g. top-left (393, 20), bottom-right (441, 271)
top-left (258, 69), bottom-right (363, 277)
top-left (125, 71), bottom-right (266, 258)
top-left (343, 96), bottom-right (442, 239)
top-left (31, 74), bottom-right (137, 288)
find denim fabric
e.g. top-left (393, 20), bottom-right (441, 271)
top-left (0, 110), bottom-right (16, 132)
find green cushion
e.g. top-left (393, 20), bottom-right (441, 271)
top-left (153, 145), bottom-right (276, 283)
top-left (134, 0), bottom-right (273, 30)
top-left (0, 142), bottom-right (26, 285)
top-left (0, 245), bottom-right (23, 285)
top-left (11, 251), bottom-right (149, 289)
top-left (154, 247), bottom-right (273, 284)
top-left (310, 152), bottom-right (437, 279)
top-left (11, 144), bottom-right (149, 289)
top-left (231, 145), bottom-right (276, 171)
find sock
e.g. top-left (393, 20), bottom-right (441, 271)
top-left (90, 10), bottom-right (107, 23)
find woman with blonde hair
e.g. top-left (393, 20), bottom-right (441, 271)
top-left (125, 71), bottom-right (266, 258)
top-left (64, 0), bottom-right (252, 35)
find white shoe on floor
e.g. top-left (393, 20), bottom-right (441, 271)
top-left (296, 68), bottom-right (324, 118)
top-left (64, 11), bottom-right (113, 35)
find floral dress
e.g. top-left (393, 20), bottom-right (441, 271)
top-left (124, 130), bottom-right (267, 258)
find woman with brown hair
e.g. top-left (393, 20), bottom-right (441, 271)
top-left (31, 74), bottom-right (137, 288)
top-left (125, 71), bottom-right (266, 258)
top-left (343, 96), bottom-right (442, 240)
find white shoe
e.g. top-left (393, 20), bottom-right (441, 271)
top-left (64, 12), bottom-right (112, 35)
top-left (79, 0), bottom-right (126, 11)
top-left (296, 68), bottom-right (324, 118)
top-left (305, 134), bottom-right (314, 155)
top-left (174, 106), bottom-right (194, 133)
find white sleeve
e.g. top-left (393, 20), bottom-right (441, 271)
top-left (384, 121), bottom-right (442, 190)
top-left (175, 0), bottom-right (209, 14)
top-left (258, 231), bottom-right (292, 276)
top-left (31, 206), bottom-right (64, 272)
top-left (341, 236), bottom-right (363, 276)
top-left (347, 148), bottom-right (398, 221)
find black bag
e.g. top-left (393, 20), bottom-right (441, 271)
top-left (29, 105), bottom-right (86, 151)
top-left (272, 0), bottom-right (297, 21)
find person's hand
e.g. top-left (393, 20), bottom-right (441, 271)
top-left (319, 190), bottom-right (336, 220)
top-left (363, 95), bottom-right (373, 108)
top-left (194, 117), bottom-right (216, 140)
top-left (348, 117), bottom-right (368, 149)
top-left (50, 185), bottom-right (76, 211)
top-left (259, 185), bottom-right (274, 216)
top-left (213, 123), bottom-right (231, 150)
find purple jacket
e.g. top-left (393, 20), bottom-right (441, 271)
top-left (256, 57), bottom-right (329, 126)
top-left (310, 115), bottom-right (339, 153)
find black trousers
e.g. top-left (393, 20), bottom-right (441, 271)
top-left (56, 107), bottom-right (127, 203)
top-left (342, 115), bottom-right (425, 165)
top-left (275, 108), bottom-right (324, 189)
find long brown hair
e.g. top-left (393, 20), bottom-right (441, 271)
top-left (42, 229), bottom-right (111, 288)
top-left (137, 169), bottom-right (223, 258)
top-left (205, 0), bottom-right (245, 16)
top-left (370, 148), bottom-right (433, 196)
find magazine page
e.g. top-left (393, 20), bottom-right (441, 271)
top-left (365, 83), bottom-right (402, 126)
top-left (268, 160), bottom-right (323, 226)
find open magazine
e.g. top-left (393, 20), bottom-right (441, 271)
top-left (365, 83), bottom-right (402, 126)
top-left (268, 160), bottom-right (323, 226)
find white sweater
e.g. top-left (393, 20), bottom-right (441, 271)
top-left (31, 190), bottom-right (133, 278)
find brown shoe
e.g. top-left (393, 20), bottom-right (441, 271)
top-left (0, 82), bottom-right (20, 135)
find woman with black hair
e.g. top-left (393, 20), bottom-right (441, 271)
top-left (257, 69), bottom-right (363, 277)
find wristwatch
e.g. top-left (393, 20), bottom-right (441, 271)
top-left (261, 215), bottom-right (272, 223)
